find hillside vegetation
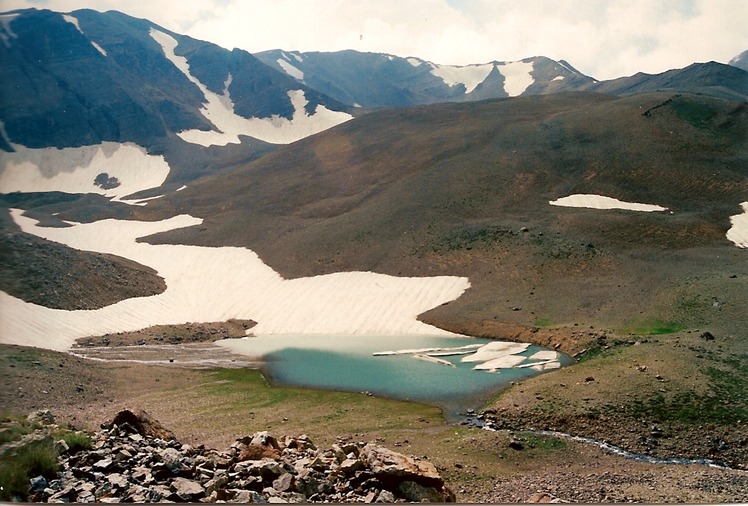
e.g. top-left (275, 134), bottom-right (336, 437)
top-left (139, 91), bottom-right (747, 339)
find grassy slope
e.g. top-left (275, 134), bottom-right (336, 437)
top-left (143, 91), bottom-right (747, 339)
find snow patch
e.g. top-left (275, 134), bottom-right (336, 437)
top-left (430, 63), bottom-right (494, 94)
top-left (497, 61), bottom-right (535, 97)
top-left (91, 41), bottom-right (107, 56)
top-left (0, 13), bottom-right (19, 47)
top-left (176, 185), bottom-right (188, 192)
top-left (277, 58), bottom-right (304, 80)
top-left (62, 14), bottom-right (106, 57)
top-left (407, 57), bottom-right (423, 67)
top-left (0, 142), bottom-right (170, 204)
top-left (0, 210), bottom-right (470, 351)
top-left (291, 52), bottom-right (303, 63)
top-left (726, 202), bottom-right (748, 248)
top-left (552, 75), bottom-right (564, 81)
top-left (549, 194), bottom-right (668, 212)
top-left (62, 13), bottom-right (82, 32)
top-left (150, 28), bottom-right (351, 146)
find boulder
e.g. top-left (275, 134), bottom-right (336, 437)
top-left (103, 409), bottom-right (175, 440)
top-left (361, 444), bottom-right (442, 488)
top-left (171, 477), bottom-right (205, 501)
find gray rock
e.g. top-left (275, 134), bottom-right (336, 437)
top-left (29, 475), bottom-right (48, 493)
top-left (273, 473), bottom-right (296, 492)
top-left (93, 457), bottom-right (114, 470)
top-left (107, 473), bottom-right (128, 489)
top-left (375, 489), bottom-right (397, 503)
top-left (171, 477), bottom-right (205, 500)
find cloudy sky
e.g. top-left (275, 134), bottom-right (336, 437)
top-left (3, 0), bottom-right (746, 80)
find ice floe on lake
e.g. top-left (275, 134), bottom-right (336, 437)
top-left (0, 142), bottom-right (170, 204)
top-left (370, 340), bottom-right (561, 373)
top-left (549, 194), bottom-right (668, 212)
top-left (0, 209), bottom-right (470, 351)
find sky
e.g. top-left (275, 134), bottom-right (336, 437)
top-left (2, 0), bottom-right (746, 80)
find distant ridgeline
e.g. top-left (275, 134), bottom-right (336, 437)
top-left (1, 8), bottom-right (745, 155)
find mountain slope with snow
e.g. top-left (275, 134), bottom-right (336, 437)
top-left (0, 8), bottom-right (351, 151)
top-left (254, 50), bottom-right (595, 107)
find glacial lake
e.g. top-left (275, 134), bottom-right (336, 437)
top-left (218, 334), bottom-right (573, 419)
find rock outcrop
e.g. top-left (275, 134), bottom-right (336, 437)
top-left (27, 410), bottom-right (454, 503)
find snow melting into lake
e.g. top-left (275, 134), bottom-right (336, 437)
top-left (366, 340), bottom-right (562, 373)
top-left (0, 142), bottom-right (170, 204)
top-left (549, 194), bottom-right (668, 212)
top-left (0, 209), bottom-right (470, 352)
top-left (726, 202), bottom-right (748, 248)
top-left (150, 28), bottom-right (351, 146)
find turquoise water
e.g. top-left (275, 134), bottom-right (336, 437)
top-left (221, 334), bottom-right (571, 418)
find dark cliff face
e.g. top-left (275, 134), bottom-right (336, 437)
top-left (0, 8), bottom-right (349, 151)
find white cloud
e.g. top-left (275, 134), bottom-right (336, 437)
top-left (1, 0), bottom-right (746, 80)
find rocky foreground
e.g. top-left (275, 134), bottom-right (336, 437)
top-left (16, 410), bottom-right (455, 503)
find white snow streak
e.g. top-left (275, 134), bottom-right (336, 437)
top-left (91, 42), bottom-right (107, 56)
top-left (549, 194), bottom-right (668, 212)
top-left (430, 63), bottom-right (493, 94)
top-left (62, 14), bottom-right (106, 56)
top-left (0, 13), bottom-right (19, 47)
top-left (552, 75), bottom-right (564, 81)
top-left (497, 61), bottom-right (535, 97)
top-left (726, 202), bottom-right (748, 248)
top-left (407, 57), bottom-right (423, 67)
top-left (0, 210), bottom-right (470, 351)
top-left (277, 58), bottom-right (304, 80)
top-left (150, 28), bottom-right (351, 146)
top-left (0, 142), bottom-right (170, 204)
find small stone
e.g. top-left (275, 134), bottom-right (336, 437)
top-left (509, 438), bottom-right (524, 450)
top-left (29, 475), bottom-right (47, 493)
top-left (93, 457), bottom-right (114, 470)
top-left (375, 490), bottom-right (397, 503)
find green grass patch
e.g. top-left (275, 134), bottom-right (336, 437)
top-left (60, 431), bottom-right (92, 453)
top-left (177, 368), bottom-right (444, 442)
top-left (625, 362), bottom-right (748, 425)
top-left (532, 318), bottom-right (555, 328)
top-left (0, 413), bottom-right (36, 446)
top-left (517, 432), bottom-right (567, 452)
top-left (0, 440), bottom-right (59, 501)
top-left (670, 98), bottom-right (717, 129)
top-left (621, 320), bottom-right (685, 335)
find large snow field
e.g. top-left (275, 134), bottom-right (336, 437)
top-left (0, 142), bottom-right (170, 203)
top-left (549, 194), bottom-right (668, 212)
top-left (497, 61), bottom-right (535, 97)
top-left (727, 202), bottom-right (748, 248)
top-left (0, 209), bottom-right (470, 351)
top-left (428, 60), bottom-right (534, 97)
top-left (430, 63), bottom-right (494, 94)
top-left (150, 28), bottom-right (352, 146)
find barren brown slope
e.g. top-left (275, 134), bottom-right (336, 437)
top-left (140, 91), bottom-right (747, 339)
